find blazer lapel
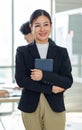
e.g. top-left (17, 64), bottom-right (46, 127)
top-left (28, 40), bottom-right (57, 59)
top-left (28, 42), bottom-right (40, 59)
top-left (47, 42), bottom-right (57, 59)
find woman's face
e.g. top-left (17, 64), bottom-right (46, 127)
top-left (31, 15), bottom-right (51, 44)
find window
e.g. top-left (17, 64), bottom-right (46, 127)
top-left (0, 0), bottom-right (51, 83)
top-left (55, 8), bottom-right (82, 82)
top-left (0, 0), bottom-right (12, 83)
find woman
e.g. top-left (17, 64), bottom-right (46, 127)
top-left (15, 9), bottom-right (73, 130)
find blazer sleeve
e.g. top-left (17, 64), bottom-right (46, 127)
top-left (41, 49), bottom-right (73, 89)
top-left (15, 47), bottom-right (52, 94)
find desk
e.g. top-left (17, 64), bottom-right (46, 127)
top-left (0, 96), bottom-right (20, 103)
top-left (0, 96), bottom-right (20, 130)
top-left (0, 96), bottom-right (20, 112)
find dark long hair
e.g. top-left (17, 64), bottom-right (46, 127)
top-left (29, 9), bottom-right (52, 25)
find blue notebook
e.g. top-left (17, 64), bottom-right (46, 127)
top-left (35, 58), bottom-right (53, 72)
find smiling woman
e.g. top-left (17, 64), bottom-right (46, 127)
top-left (30, 15), bottom-right (52, 44)
top-left (15, 9), bottom-right (73, 130)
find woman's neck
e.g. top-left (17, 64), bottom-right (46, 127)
top-left (35, 39), bottom-right (48, 44)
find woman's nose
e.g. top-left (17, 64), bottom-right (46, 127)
top-left (40, 26), bottom-right (44, 31)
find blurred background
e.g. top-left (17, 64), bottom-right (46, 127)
top-left (0, 0), bottom-right (82, 130)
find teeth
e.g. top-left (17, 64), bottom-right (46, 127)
top-left (40, 33), bottom-right (46, 36)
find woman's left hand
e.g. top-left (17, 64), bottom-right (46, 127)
top-left (52, 86), bottom-right (65, 94)
top-left (30, 69), bottom-right (43, 81)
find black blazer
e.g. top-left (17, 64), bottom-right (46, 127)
top-left (15, 39), bottom-right (73, 112)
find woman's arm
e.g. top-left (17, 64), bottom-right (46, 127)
top-left (30, 49), bottom-right (73, 90)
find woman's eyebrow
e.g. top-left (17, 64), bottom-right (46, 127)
top-left (35, 22), bottom-right (49, 25)
top-left (34, 23), bottom-right (40, 25)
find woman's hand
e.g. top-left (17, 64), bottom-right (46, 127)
top-left (52, 86), bottom-right (65, 94)
top-left (30, 69), bottom-right (43, 81)
top-left (31, 69), bottom-right (65, 93)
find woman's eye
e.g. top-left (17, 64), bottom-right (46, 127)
top-left (35, 25), bottom-right (40, 27)
top-left (44, 23), bottom-right (49, 26)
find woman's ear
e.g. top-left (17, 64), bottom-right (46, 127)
top-left (29, 24), bottom-right (33, 33)
top-left (29, 23), bottom-right (31, 28)
top-left (29, 24), bottom-right (32, 30)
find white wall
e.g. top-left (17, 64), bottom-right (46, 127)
top-left (55, 0), bottom-right (82, 12)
